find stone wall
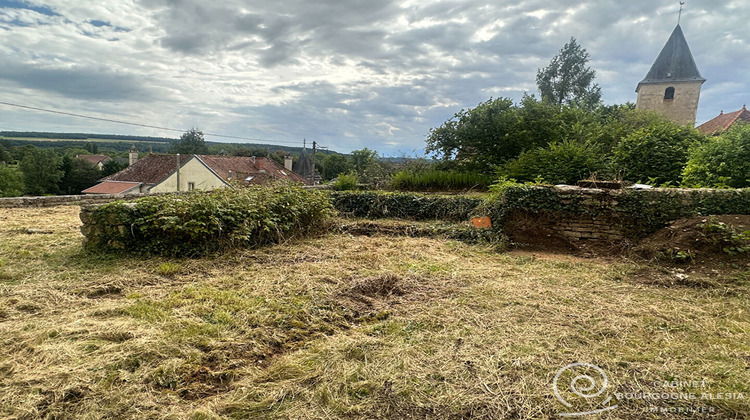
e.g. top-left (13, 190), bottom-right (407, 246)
top-left (0, 193), bottom-right (146, 208)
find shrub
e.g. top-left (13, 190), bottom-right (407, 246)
top-left (612, 123), bottom-right (706, 185)
top-left (84, 183), bottom-right (335, 256)
top-left (332, 172), bottom-right (358, 191)
top-left (682, 124), bottom-right (750, 188)
top-left (329, 191), bottom-right (483, 222)
top-left (389, 170), bottom-right (494, 191)
top-left (0, 164), bottom-right (24, 197)
top-left (500, 140), bottom-right (604, 185)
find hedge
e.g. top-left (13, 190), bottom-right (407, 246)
top-left (328, 191), bottom-right (483, 222)
top-left (81, 184), bottom-right (334, 256)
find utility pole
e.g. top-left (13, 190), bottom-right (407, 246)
top-left (311, 141), bottom-right (317, 185)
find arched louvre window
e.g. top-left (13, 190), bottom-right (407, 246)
top-left (664, 87), bottom-right (675, 100)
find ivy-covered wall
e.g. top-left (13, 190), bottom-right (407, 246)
top-left (80, 184), bottom-right (334, 256)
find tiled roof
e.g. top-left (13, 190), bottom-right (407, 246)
top-left (637, 24), bottom-right (705, 90)
top-left (76, 154), bottom-right (111, 165)
top-left (81, 181), bottom-right (141, 195)
top-left (196, 155), bottom-right (309, 184)
top-left (697, 106), bottom-right (750, 135)
top-left (104, 154), bottom-right (190, 184)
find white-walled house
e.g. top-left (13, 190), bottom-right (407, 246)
top-left (82, 154), bottom-right (308, 194)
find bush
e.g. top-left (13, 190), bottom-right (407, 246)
top-left (612, 123), bottom-right (706, 185)
top-left (332, 172), bottom-right (358, 191)
top-left (329, 191), bottom-right (483, 222)
top-left (84, 183), bottom-right (335, 256)
top-left (390, 170), bottom-right (494, 191)
top-left (500, 140), bottom-right (604, 184)
top-left (682, 124), bottom-right (750, 188)
top-left (0, 165), bottom-right (24, 197)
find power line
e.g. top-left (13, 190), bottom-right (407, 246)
top-left (0, 100), bottom-right (302, 146)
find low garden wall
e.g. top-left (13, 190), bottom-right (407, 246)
top-left (0, 193), bottom-right (150, 208)
top-left (78, 185), bottom-right (750, 255)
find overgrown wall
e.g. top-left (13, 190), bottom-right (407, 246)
top-left (0, 193), bottom-right (150, 208)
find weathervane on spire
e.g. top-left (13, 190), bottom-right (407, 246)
top-left (678, 2), bottom-right (685, 25)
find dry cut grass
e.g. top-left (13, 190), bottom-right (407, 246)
top-left (0, 205), bottom-right (748, 419)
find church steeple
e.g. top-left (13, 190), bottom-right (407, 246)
top-left (637, 25), bottom-right (705, 88)
top-left (635, 24), bottom-right (705, 126)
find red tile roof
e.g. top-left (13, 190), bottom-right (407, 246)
top-left (76, 154), bottom-right (112, 165)
top-left (697, 106), bottom-right (750, 135)
top-left (81, 181), bottom-right (141, 195)
top-left (195, 155), bottom-right (309, 185)
top-left (104, 154), bottom-right (191, 184)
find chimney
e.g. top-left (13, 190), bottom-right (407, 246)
top-left (175, 154), bottom-right (180, 191)
top-left (284, 155), bottom-right (293, 171)
top-left (129, 145), bottom-right (138, 166)
top-left (251, 156), bottom-right (256, 164)
top-left (228, 170), bottom-right (233, 181)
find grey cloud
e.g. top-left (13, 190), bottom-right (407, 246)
top-left (0, 61), bottom-right (156, 101)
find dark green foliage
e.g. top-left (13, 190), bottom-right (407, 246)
top-left (101, 159), bottom-right (126, 177)
top-left (59, 156), bottom-right (102, 195)
top-left (0, 165), bottom-right (24, 197)
top-left (389, 170), bottom-right (494, 191)
top-left (231, 147), bottom-right (269, 157)
top-left (18, 147), bottom-right (63, 195)
top-left (85, 184), bottom-right (334, 256)
top-left (169, 128), bottom-right (209, 155)
top-left (321, 154), bottom-right (353, 180)
top-left (536, 37), bottom-right (602, 110)
top-left (84, 142), bottom-right (99, 154)
top-left (329, 191), bottom-right (483, 222)
top-left (682, 124), bottom-right (750, 188)
top-left (426, 96), bottom-right (603, 171)
top-left (500, 140), bottom-right (604, 184)
top-left (612, 123), bottom-right (706, 185)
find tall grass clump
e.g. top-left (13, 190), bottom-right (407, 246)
top-left (390, 170), bottom-right (494, 191)
top-left (83, 183), bottom-right (335, 256)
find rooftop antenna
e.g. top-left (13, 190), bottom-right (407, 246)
top-left (678, 2), bottom-right (685, 25)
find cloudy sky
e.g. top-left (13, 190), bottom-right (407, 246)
top-left (0, 1), bottom-right (747, 155)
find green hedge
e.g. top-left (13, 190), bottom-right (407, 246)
top-left (389, 170), bottom-right (494, 191)
top-left (329, 191), bottom-right (483, 222)
top-left (83, 184), bottom-right (334, 256)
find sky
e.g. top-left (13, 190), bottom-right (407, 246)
top-left (0, 1), bottom-right (748, 155)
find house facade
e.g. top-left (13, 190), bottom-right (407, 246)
top-left (82, 154), bottom-right (308, 194)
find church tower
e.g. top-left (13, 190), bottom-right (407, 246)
top-left (635, 24), bottom-right (705, 126)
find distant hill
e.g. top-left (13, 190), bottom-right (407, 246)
top-left (0, 131), bottom-right (341, 156)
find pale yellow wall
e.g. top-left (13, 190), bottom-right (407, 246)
top-left (636, 81), bottom-right (703, 126)
top-left (149, 158), bottom-right (228, 193)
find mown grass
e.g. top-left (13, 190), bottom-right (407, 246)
top-left (0, 206), bottom-right (748, 419)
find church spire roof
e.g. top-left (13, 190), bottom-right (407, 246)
top-left (637, 24), bottom-right (705, 89)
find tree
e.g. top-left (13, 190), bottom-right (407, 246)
top-left (170, 128), bottom-right (209, 154)
top-left (682, 124), bottom-right (750, 188)
top-left (58, 155), bottom-right (101, 195)
top-left (0, 164), bottom-right (24, 197)
top-left (537, 37), bottom-right (602, 110)
top-left (425, 96), bottom-right (602, 171)
top-left (18, 147), bottom-right (63, 195)
top-left (612, 123), bottom-right (706, 185)
top-left (101, 159), bottom-right (126, 177)
top-left (350, 148), bottom-right (378, 176)
top-left (321, 154), bottom-right (353, 180)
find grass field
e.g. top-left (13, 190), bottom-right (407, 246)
top-left (0, 206), bottom-right (748, 419)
